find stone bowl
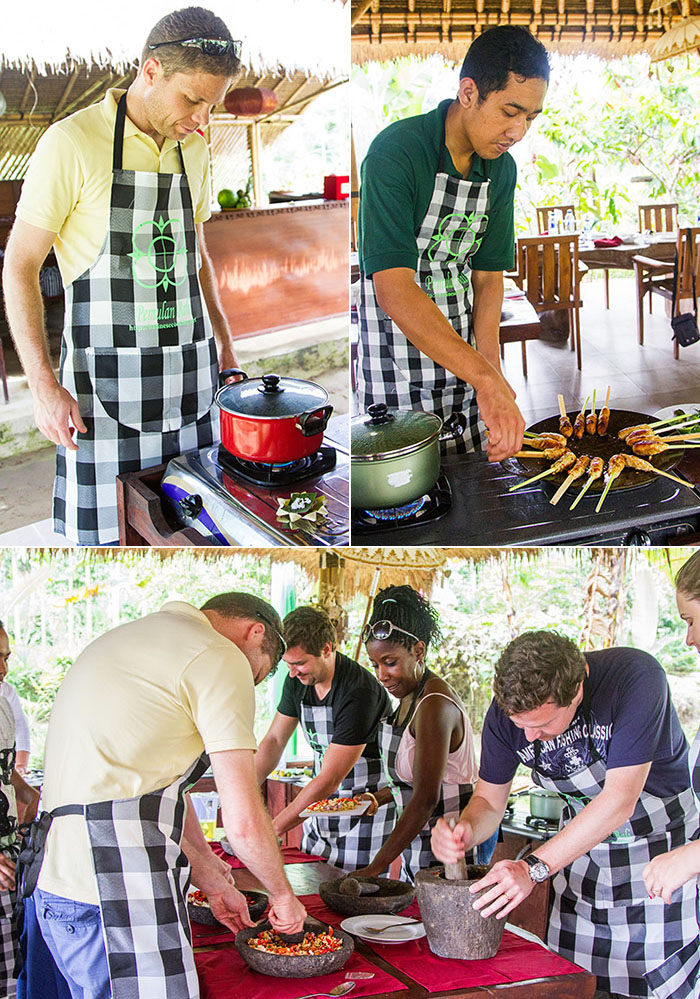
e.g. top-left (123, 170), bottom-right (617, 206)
top-left (188, 889), bottom-right (268, 926)
top-left (235, 919), bottom-right (354, 978)
top-left (319, 876), bottom-right (416, 916)
top-left (415, 865), bottom-right (506, 960)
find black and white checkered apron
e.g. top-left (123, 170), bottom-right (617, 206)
top-left (357, 137), bottom-right (490, 454)
top-left (377, 669), bottom-right (474, 882)
top-left (54, 92), bottom-right (219, 544)
top-left (299, 701), bottom-right (395, 871)
top-left (0, 720), bottom-right (18, 994)
top-left (643, 729), bottom-right (700, 999)
top-left (535, 688), bottom-right (699, 998)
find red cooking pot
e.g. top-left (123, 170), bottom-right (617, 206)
top-left (215, 370), bottom-right (333, 463)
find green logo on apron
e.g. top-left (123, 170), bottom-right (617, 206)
top-left (427, 211), bottom-right (485, 262)
top-left (129, 215), bottom-right (188, 290)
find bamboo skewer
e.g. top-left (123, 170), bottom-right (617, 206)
top-left (623, 456), bottom-right (694, 489)
top-left (597, 385), bottom-right (611, 436)
top-left (509, 451), bottom-right (576, 492)
top-left (595, 456), bottom-right (626, 513)
top-left (557, 394), bottom-right (573, 438)
top-left (585, 390), bottom-right (597, 435)
top-left (573, 396), bottom-right (589, 439)
top-left (550, 456), bottom-right (590, 506)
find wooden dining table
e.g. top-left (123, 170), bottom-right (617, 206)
top-left (194, 856), bottom-right (596, 999)
top-left (577, 232), bottom-right (677, 272)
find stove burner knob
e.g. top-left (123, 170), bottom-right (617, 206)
top-left (623, 529), bottom-right (652, 546)
top-left (179, 494), bottom-right (203, 519)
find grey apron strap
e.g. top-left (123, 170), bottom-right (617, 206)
top-left (17, 804), bottom-right (85, 901)
top-left (114, 91), bottom-right (187, 174)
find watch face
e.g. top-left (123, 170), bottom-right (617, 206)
top-left (528, 861), bottom-right (549, 883)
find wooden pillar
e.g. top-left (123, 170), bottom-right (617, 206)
top-left (248, 120), bottom-right (263, 207)
top-left (317, 552), bottom-right (348, 645)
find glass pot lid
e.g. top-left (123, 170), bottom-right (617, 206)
top-left (351, 404), bottom-right (442, 461)
top-left (217, 373), bottom-right (329, 419)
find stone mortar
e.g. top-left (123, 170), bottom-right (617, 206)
top-left (319, 876), bottom-right (416, 916)
top-left (415, 865), bottom-right (506, 960)
top-left (235, 919), bottom-right (354, 978)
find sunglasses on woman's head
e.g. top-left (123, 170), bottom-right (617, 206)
top-left (362, 620), bottom-right (421, 645)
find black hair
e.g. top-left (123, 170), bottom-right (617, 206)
top-left (459, 26), bottom-right (550, 102)
top-left (367, 585), bottom-right (442, 652)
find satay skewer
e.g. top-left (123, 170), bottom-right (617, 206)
top-left (522, 431), bottom-right (568, 448)
top-left (618, 416), bottom-right (700, 441)
top-left (623, 454), bottom-right (694, 489)
top-left (557, 395), bottom-right (573, 438)
top-left (595, 454), bottom-right (627, 513)
top-left (569, 457), bottom-right (605, 510)
top-left (573, 396), bottom-right (590, 439)
top-left (631, 438), bottom-right (700, 456)
top-left (513, 447), bottom-right (567, 460)
top-left (509, 449), bottom-right (577, 492)
top-left (597, 386), bottom-right (611, 437)
top-left (550, 455), bottom-right (590, 506)
top-left (585, 390), bottom-right (597, 435)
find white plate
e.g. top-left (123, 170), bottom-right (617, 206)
top-left (299, 799), bottom-right (371, 818)
top-left (339, 914), bottom-right (425, 944)
top-left (653, 404), bottom-right (700, 421)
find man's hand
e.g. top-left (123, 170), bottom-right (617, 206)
top-left (267, 892), bottom-right (307, 935)
top-left (430, 816), bottom-right (474, 864)
top-left (0, 855), bottom-right (16, 892)
top-left (205, 881), bottom-right (255, 933)
top-left (476, 373), bottom-right (525, 462)
top-left (31, 373), bottom-right (87, 450)
top-left (643, 842), bottom-right (700, 904)
top-left (470, 859), bottom-right (533, 920)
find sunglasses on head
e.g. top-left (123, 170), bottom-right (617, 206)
top-left (256, 611), bottom-right (286, 669)
top-left (362, 620), bottom-right (421, 645)
top-left (149, 37), bottom-right (242, 59)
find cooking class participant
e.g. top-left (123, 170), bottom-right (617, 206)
top-left (350, 585), bottom-right (494, 884)
top-left (431, 630), bottom-right (699, 999)
top-left (357, 26), bottom-right (550, 463)
top-left (0, 684), bottom-right (40, 998)
top-left (2, 7), bottom-right (242, 546)
top-left (20, 592), bottom-right (306, 999)
top-left (0, 622), bottom-right (31, 774)
top-left (641, 549), bottom-right (700, 999)
top-left (255, 606), bottom-right (395, 871)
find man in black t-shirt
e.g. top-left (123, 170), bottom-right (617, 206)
top-left (431, 631), bottom-right (699, 999)
top-left (255, 606), bottom-right (395, 870)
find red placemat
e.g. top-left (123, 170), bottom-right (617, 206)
top-left (195, 945), bottom-right (408, 999)
top-left (209, 842), bottom-right (320, 868)
top-left (297, 895), bottom-right (584, 991)
top-left (192, 918), bottom-right (240, 947)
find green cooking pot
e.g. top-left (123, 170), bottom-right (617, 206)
top-left (351, 403), bottom-right (465, 510)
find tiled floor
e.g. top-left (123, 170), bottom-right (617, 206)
top-left (500, 275), bottom-right (700, 427)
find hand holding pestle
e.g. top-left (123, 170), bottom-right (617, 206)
top-left (444, 818), bottom-right (468, 881)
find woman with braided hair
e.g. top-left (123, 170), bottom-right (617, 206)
top-left (353, 585), bottom-right (495, 883)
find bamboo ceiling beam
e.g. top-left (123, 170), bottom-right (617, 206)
top-left (51, 67), bottom-right (80, 123)
top-left (258, 77), bottom-right (347, 122)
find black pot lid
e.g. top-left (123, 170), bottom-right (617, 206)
top-left (216, 373), bottom-right (329, 419)
top-left (351, 404), bottom-right (442, 461)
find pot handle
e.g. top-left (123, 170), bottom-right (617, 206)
top-left (218, 368), bottom-right (249, 387)
top-left (296, 405), bottom-right (333, 437)
top-left (440, 412), bottom-right (467, 441)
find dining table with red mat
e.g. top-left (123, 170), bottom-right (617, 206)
top-left (193, 848), bottom-right (596, 999)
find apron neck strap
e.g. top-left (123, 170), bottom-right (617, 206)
top-left (114, 91), bottom-right (186, 174)
top-left (438, 102), bottom-right (491, 180)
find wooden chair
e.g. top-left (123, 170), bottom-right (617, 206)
top-left (633, 226), bottom-right (700, 360)
top-left (638, 203), bottom-right (678, 234)
top-left (515, 233), bottom-right (584, 370)
top-left (536, 204), bottom-right (610, 309)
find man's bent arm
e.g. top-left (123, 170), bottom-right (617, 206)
top-left (3, 219), bottom-right (86, 449)
top-left (471, 269), bottom-right (506, 373)
top-left (372, 267), bottom-right (524, 461)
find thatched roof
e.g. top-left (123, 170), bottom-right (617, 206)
top-left (351, 0), bottom-right (700, 63)
top-left (0, 0), bottom-right (348, 181)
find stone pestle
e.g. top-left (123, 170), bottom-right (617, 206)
top-left (443, 817), bottom-right (468, 881)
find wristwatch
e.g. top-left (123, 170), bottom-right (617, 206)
top-left (522, 854), bottom-right (550, 883)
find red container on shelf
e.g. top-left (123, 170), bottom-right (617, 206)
top-left (323, 174), bottom-right (349, 200)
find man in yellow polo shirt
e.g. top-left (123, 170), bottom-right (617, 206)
top-left (21, 592), bottom-right (306, 998)
top-left (3, 6), bottom-right (241, 545)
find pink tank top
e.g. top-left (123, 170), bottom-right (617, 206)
top-left (394, 691), bottom-right (478, 786)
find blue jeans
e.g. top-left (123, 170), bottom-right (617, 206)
top-left (34, 889), bottom-right (110, 999)
top-left (475, 829), bottom-right (499, 866)
top-left (17, 893), bottom-right (72, 999)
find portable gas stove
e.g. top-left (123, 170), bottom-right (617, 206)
top-left (160, 419), bottom-right (349, 546)
top-left (501, 803), bottom-right (559, 844)
top-left (351, 451), bottom-right (700, 545)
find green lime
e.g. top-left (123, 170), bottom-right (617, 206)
top-left (217, 188), bottom-right (236, 210)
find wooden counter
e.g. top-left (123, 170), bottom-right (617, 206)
top-left (203, 199), bottom-right (349, 339)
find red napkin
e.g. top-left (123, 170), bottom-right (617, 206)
top-left (192, 918), bottom-right (240, 948)
top-left (209, 843), bottom-right (320, 868)
top-left (298, 893), bottom-right (420, 927)
top-left (195, 946), bottom-right (408, 999)
top-left (593, 236), bottom-right (624, 247)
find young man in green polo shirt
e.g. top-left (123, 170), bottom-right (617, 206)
top-left (357, 26), bottom-right (550, 463)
